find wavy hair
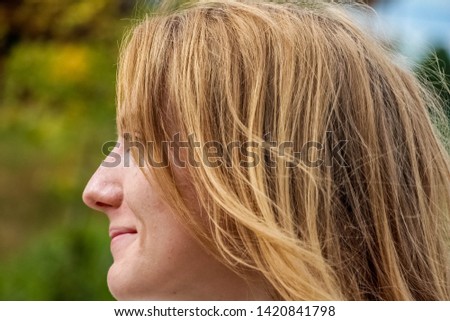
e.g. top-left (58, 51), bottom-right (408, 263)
top-left (116, 0), bottom-right (450, 300)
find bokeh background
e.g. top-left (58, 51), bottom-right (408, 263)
top-left (0, 0), bottom-right (449, 300)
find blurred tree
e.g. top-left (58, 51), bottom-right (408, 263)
top-left (417, 47), bottom-right (450, 120)
top-left (0, 0), bottom-right (135, 91)
top-left (416, 47), bottom-right (450, 153)
top-left (0, 0), bottom-right (137, 300)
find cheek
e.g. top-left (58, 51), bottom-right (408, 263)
top-left (170, 165), bottom-right (205, 221)
top-left (139, 198), bottom-right (197, 259)
top-left (125, 170), bottom-right (196, 256)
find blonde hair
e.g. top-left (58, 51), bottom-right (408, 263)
top-left (117, 0), bottom-right (450, 300)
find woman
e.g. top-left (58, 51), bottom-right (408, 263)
top-left (82, 0), bottom-right (450, 300)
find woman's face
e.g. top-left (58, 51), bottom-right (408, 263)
top-left (82, 137), bottom-right (268, 300)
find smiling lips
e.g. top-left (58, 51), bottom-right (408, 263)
top-left (109, 227), bottom-right (137, 240)
top-left (109, 227), bottom-right (138, 256)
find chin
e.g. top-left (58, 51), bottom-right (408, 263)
top-left (107, 263), bottom-right (169, 300)
top-left (107, 264), bottom-right (144, 300)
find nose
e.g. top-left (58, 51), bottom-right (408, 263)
top-left (82, 164), bottom-right (123, 213)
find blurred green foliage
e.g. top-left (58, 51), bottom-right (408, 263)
top-left (0, 215), bottom-right (112, 300)
top-left (0, 0), bottom-right (137, 300)
top-left (416, 47), bottom-right (450, 151)
top-left (0, 0), bottom-right (449, 301)
top-left (417, 47), bottom-right (450, 120)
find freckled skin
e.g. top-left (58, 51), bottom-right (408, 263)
top-left (82, 137), bottom-right (271, 300)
